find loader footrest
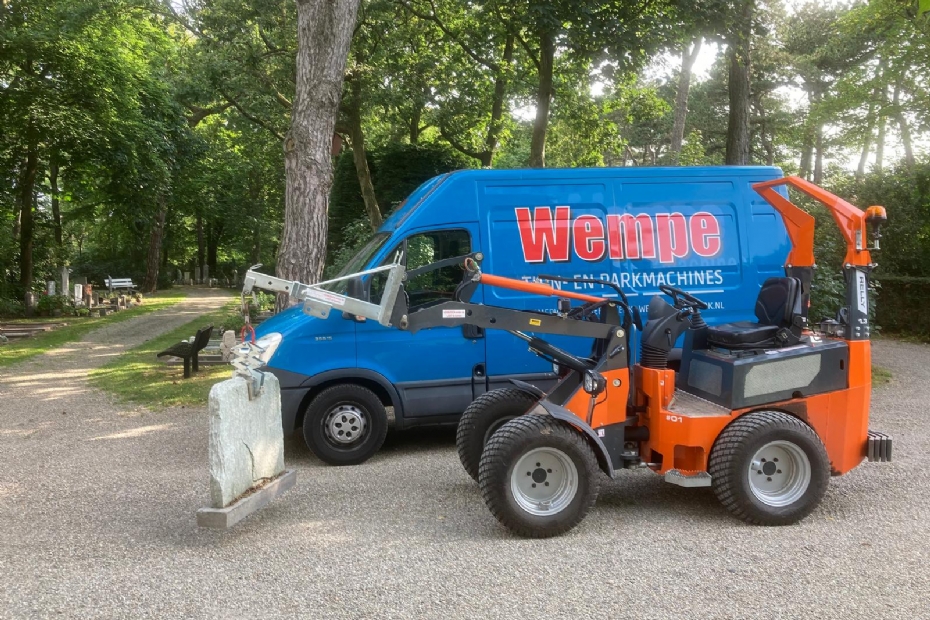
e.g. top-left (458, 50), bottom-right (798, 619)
top-left (664, 470), bottom-right (712, 488)
top-left (867, 430), bottom-right (892, 462)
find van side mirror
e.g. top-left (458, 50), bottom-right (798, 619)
top-left (342, 276), bottom-right (369, 322)
top-left (346, 276), bottom-right (367, 301)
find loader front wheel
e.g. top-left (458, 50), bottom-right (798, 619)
top-left (303, 384), bottom-right (388, 466)
top-left (709, 410), bottom-right (830, 525)
top-left (478, 415), bottom-right (600, 538)
top-left (456, 388), bottom-right (539, 482)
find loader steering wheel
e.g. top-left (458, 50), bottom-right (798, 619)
top-left (659, 285), bottom-right (709, 311)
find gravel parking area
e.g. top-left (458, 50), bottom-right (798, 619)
top-left (1, 316), bottom-right (927, 619)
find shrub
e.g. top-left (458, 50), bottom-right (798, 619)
top-left (873, 276), bottom-right (930, 340)
top-left (219, 312), bottom-right (245, 333)
top-left (0, 297), bottom-right (25, 318)
top-left (36, 294), bottom-right (72, 314)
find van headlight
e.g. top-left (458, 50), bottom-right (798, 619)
top-left (253, 332), bottom-right (282, 364)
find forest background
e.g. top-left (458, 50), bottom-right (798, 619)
top-left (2, 0), bottom-right (929, 334)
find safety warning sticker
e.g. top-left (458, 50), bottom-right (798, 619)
top-left (305, 289), bottom-right (346, 307)
top-left (442, 309), bottom-right (467, 319)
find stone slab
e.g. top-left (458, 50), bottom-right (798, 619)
top-left (208, 375), bottom-right (284, 508)
top-left (196, 469), bottom-right (296, 529)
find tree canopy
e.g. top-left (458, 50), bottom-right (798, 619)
top-left (2, 0), bottom-right (929, 307)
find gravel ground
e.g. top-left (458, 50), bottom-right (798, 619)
top-left (0, 307), bottom-right (927, 619)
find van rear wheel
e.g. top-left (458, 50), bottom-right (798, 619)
top-left (303, 384), bottom-right (388, 466)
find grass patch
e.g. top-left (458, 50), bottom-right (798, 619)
top-left (872, 365), bottom-right (893, 386)
top-left (88, 299), bottom-right (239, 409)
top-left (0, 290), bottom-right (187, 368)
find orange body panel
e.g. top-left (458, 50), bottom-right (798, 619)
top-left (628, 338), bottom-right (871, 476)
top-left (561, 367), bottom-right (630, 429)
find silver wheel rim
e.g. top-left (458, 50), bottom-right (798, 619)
top-left (511, 447), bottom-right (578, 516)
top-left (324, 404), bottom-right (367, 445)
top-left (748, 440), bottom-right (811, 507)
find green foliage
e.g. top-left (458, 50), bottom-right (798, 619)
top-left (0, 298), bottom-right (25, 318)
top-left (830, 163), bottom-right (930, 277)
top-left (219, 312), bottom-right (246, 333)
top-left (873, 276), bottom-right (930, 341)
top-left (325, 218), bottom-right (379, 279)
top-left (36, 294), bottom-right (72, 315)
top-left (328, 142), bottom-right (474, 261)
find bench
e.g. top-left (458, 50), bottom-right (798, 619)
top-left (105, 276), bottom-right (137, 293)
top-left (156, 324), bottom-right (213, 378)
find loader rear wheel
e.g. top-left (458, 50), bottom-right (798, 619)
top-left (478, 415), bottom-right (600, 538)
top-left (456, 388), bottom-right (538, 482)
top-left (303, 384), bottom-right (388, 466)
top-left (709, 410), bottom-right (830, 525)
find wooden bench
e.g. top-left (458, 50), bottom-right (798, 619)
top-left (156, 324), bottom-right (214, 378)
top-left (105, 276), bottom-right (137, 293)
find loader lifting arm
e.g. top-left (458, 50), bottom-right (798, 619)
top-left (752, 176), bottom-right (887, 339)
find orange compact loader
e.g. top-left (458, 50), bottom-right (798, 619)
top-left (388, 177), bottom-right (891, 537)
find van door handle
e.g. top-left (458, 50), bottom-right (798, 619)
top-left (462, 324), bottom-right (484, 339)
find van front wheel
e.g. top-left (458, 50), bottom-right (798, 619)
top-left (303, 385), bottom-right (388, 465)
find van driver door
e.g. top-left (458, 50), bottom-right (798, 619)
top-left (355, 226), bottom-right (487, 424)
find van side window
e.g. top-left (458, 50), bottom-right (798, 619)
top-left (370, 229), bottom-right (471, 308)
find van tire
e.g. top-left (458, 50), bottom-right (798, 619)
top-left (303, 384), bottom-right (388, 466)
top-left (456, 388), bottom-right (538, 482)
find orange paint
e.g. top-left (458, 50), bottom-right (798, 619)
top-left (478, 273), bottom-right (604, 304)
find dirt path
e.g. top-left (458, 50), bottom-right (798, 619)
top-left (0, 320), bottom-right (927, 618)
top-left (0, 288), bottom-right (230, 413)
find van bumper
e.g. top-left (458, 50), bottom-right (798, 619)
top-left (261, 366), bottom-right (311, 436)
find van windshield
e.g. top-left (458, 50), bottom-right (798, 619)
top-left (321, 232), bottom-right (390, 293)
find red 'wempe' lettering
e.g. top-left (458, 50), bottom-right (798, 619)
top-left (656, 213), bottom-right (689, 264)
top-left (573, 215), bottom-right (605, 261)
top-left (606, 213), bottom-right (656, 260)
top-left (515, 206), bottom-right (572, 263)
top-left (515, 207), bottom-right (723, 263)
top-left (690, 211), bottom-right (722, 257)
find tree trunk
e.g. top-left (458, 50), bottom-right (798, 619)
top-left (346, 75), bottom-right (382, 231)
top-left (49, 153), bottom-right (62, 247)
top-left (814, 124), bottom-right (824, 184)
top-left (725, 2), bottom-right (752, 166)
top-left (196, 215), bottom-right (205, 277)
top-left (892, 81), bottom-right (914, 169)
top-left (799, 89), bottom-right (815, 179)
top-left (529, 29), bottom-right (555, 168)
top-left (162, 218), bottom-right (170, 270)
top-left (875, 108), bottom-right (886, 172)
top-left (409, 103), bottom-right (421, 144)
top-left (670, 38), bottom-right (702, 164)
top-left (207, 221), bottom-right (222, 273)
top-left (857, 101), bottom-right (875, 178)
top-left (483, 34), bottom-right (515, 168)
top-left (18, 122), bottom-right (38, 289)
top-left (279, 0), bottom-right (361, 298)
top-left (143, 196), bottom-right (167, 293)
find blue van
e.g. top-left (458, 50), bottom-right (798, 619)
top-left (254, 166), bottom-right (791, 464)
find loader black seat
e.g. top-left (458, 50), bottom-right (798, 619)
top-left (706, 277), bottom-right (803, 349)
